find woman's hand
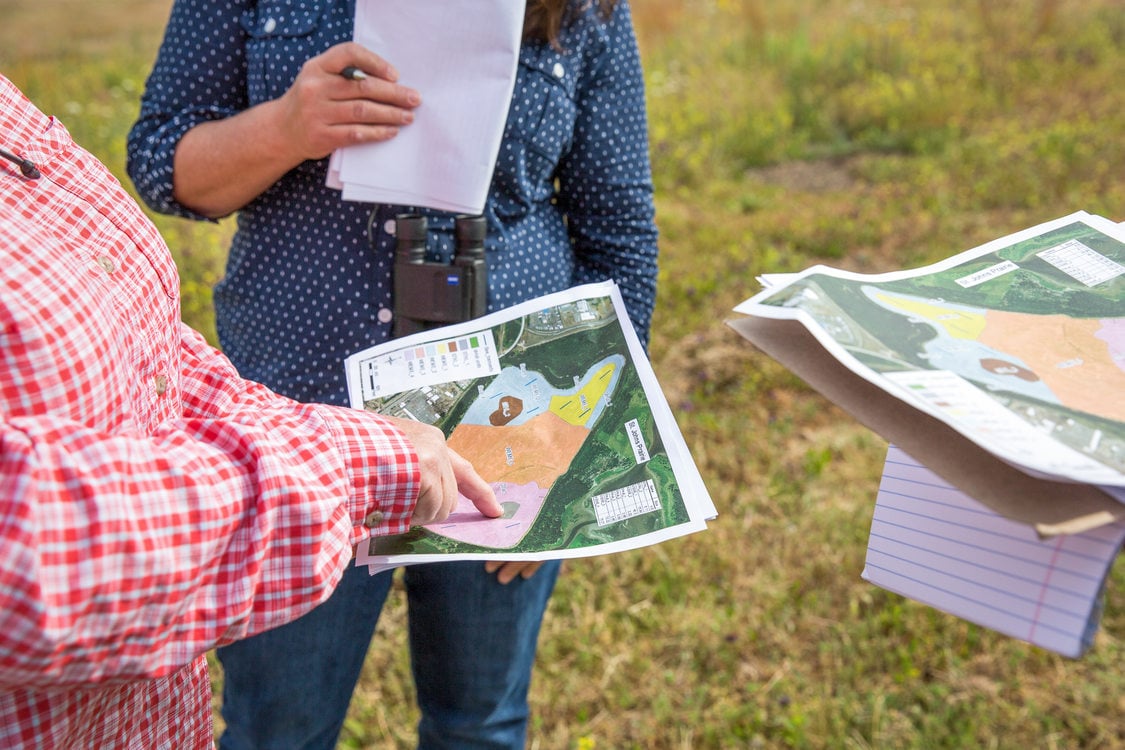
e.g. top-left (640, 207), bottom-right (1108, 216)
top-left (381, 415), bottom-right (501, 526)
top-left (171, 42), bottom-right (421, 217)
top-left (276, 42), bottom-right (423, 161)
top-left (484, 561), bottom-right (547, 584)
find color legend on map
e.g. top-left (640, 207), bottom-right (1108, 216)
top-left (356, 329), bottom-right (501, 401)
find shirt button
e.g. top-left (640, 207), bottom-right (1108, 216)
top-left (364, 510), bottom-right (385, 528)
top-left (384, 218), bottom-right (397, 236)
top-left (552, 62), bottom-right (565, 79)
top-left (96, 256), bottom-right (115, 274)
top-left (154, 374), bottom-right (169, 395)
top-left (263, 17), bottom-right (277, 33)
top-left (377, 307), bottom-right (394, 324)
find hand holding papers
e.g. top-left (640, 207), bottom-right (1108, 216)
top-left (327, 0), bottom-right (525, 213)
top-left (730, 211), bottom-right (1125, 655)
top-left (345, 282), bottom-right (715, 574)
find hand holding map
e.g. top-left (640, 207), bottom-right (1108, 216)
top-left (345, 281), bottom-right (715, 573)
top-left (381, 414), bottom-right (502, 525)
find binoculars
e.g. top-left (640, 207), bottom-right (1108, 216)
top-left (392, 213), bottom-right (488, 338)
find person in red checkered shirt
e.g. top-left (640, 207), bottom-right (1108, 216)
top-left (0, 74), bottom-right (501, 749)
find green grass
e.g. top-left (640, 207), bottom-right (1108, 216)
top-left (4, 1), bottom-right (1123, 747)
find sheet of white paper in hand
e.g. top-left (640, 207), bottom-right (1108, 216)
top-left (344, 281), bottom-right (716, 574)
top-left (327, 0), bottom-right (525, 213)
top-left (864, 445), bottom-right (1125, 658)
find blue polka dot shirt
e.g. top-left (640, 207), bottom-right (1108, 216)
top-left (128, 0), bottom-right (659, 407)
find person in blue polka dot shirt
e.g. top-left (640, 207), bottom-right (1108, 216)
top-left (128, 1), bottom-right (657, 748)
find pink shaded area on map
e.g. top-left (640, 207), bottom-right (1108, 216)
top-left (1095, 318), bottom-right (1125, 366)
top-left (424, 481), bottom-right (550, 549)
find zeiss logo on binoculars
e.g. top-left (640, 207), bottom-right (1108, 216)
top-left (391, 213), bottom-right (488, 338)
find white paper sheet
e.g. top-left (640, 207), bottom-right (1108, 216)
top-left (327, 0), bottom-right (525, 213)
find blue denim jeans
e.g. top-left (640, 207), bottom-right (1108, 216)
top-left (216, 559), bottom-right (561, 750)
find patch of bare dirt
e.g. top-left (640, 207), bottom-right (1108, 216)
top-left (743, 158), bottom-right (856, 193)
top-left (0, 0), bottom-right (172, 62)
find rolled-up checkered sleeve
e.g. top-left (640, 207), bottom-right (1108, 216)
top-left (0, 73), bottom-right (421, 740)
top-left (0, 322), bottom-right (418, 689)
top-left (177, 322), bottom-right (419, 542)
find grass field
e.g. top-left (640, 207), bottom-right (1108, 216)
top-left (3, 1), bottom-right (1124, 747)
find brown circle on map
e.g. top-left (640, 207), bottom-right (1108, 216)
top-left (980, 358), bottom-right (1039, 382)
top-left (489, 395), bottom-right (525, 426)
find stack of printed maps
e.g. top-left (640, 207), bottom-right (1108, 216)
top-left (729, 211), bottom-right (1125, 657)
top-left (345, 281), bottom-right (716, 575)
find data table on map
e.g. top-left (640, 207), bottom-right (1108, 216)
top-left (592, 479), bottom-right (662, 526)
top-left (1037, 239), bottom-right (1125, 287)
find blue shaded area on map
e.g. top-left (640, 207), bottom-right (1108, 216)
top-left (461, 354), bottom-right (626, 427)
top-left (863, 287), bottom-right (1060, 402)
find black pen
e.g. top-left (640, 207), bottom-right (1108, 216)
top-left (341, 66), bottom-right (368, 81)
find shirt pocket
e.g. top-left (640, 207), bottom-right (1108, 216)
top-left (240, 0), bottom-right (327, 104)
top-left (502, 45), bottom-right (578, 187)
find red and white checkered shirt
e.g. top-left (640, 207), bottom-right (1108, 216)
top-left (0, 75), bottom-right (419, 748)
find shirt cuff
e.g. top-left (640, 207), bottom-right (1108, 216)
top-left (314, 404), bottom-right (419, 542)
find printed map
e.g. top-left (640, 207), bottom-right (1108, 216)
top-left (739, 215), bottom-right (1125, 485)
top-left (732, 213), bottom-right (1125, 656)
top-left (346, 283), bottom-right (712, 564)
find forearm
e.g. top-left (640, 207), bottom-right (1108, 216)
top-left (0, 331), bottom-right (417, 688)
top-left (165, 41), bottom-right (418, 219)
top-left (172, 98), bottom-right (304, 218)
top-left (0, 405), bottom-right (416, 688)
top-left (563, 0), bottom-right (658, 342)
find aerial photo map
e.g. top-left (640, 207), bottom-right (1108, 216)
top-left (737, 212), bottom-right (1125, 488)
top-left (345, 282), bottom-right (713, 567)
top-left (730, 213), bottom-right (1125, 657)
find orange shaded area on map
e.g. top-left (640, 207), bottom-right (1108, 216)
top-left (978, 311), bottom-right (1125, 421)
top-left (448, 410), bottom-right (590, 486)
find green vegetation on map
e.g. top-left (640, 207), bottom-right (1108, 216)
top-left (891, 221), bottom-right (1120, 316)
top-left (757, 217), bottom-right (1125, 473)
top-left (365, 296), bottom-right (692, 557)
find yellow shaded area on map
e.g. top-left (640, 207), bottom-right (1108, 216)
top-left (448, 411), bottom-right (589, 486)
top-left (873, 292), bottom-right (986, 339)
top-left (978, 311), bottom-right (1125, 421)
top-left (549, 362), bottom-right (616, 427)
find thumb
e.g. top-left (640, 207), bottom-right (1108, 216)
top-left (449, 448), bottom-right (502, 518)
